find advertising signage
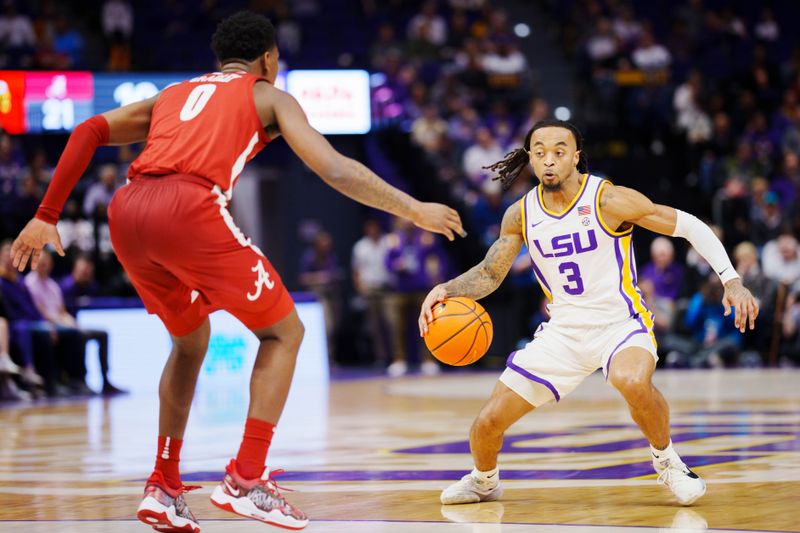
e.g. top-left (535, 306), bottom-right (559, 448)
top-left (1, 70), bottom-right (368, 135)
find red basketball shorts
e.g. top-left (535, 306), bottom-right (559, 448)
top-left (108, 174), bottom-right (294, 336)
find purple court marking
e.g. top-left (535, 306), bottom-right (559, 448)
top-left (395, 429), bottom-right (800, 455)
top-left (506, 351), bottom-right (561, 401)
top-left (176, 454), bottom-right (749, 483)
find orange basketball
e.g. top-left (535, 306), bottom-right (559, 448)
top-left (424, 297), bottom-right (493, 366)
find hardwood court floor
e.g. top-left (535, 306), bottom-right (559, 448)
top-left (1, 369), bottom-right (799, 532)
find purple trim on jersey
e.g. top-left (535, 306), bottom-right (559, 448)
top-left (614, 237), bottom-right (636, 317)
top-left (593, 178), bottom-right (620, 238)
top-left (530, 257), bottom-right (551, 293)
top-left (604, 319), bottom-right (649, 378)
top-left (506, 350), bottom-right (561, 401)
top-left (522, 192), bottom-right (530, 248)
top-left (536, 176), bottom-right (590, 220)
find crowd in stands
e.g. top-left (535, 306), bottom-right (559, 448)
top-left (4, 0), bottom-right (800, 398)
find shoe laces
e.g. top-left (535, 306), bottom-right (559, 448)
top-left (258, 468), bottom-right (294, 494)
top-left (656, 458), bottom-right (686, 486)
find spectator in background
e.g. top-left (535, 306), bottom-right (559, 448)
top-left (750, 186), bottom-right (783, 247)
top-left (60, 254), bottom-right (100, 315)
top-left (384, 217), bottom-right (448, 377)
top-left (754, 7), bottom-right (779, 44)
top-left (612, 5), bottom-right (642, 47)
top-left (25, 251), bottom-right (123, 394)
top-left (482, 37), bottom-right (527, 90)
top-left (0, 2), bottom-right (36, 67)
top-left (632, 28), bottom-right (671, 73)
top-left (586, 17), bottom-right (618, 67)
top-left (351, 219), bottom-right (390, 365)
top-left (0, 240), bottom-right (72, 395)
top-left (299, 231), bottom-right (342, 365)
top-left (640, 237), bottom-right (684, 304)
top-left (470, 179), bottom-right (509, 249)
top-left (102, 0), bottom-right (133, 70)
top-left (762, 229), bottom-right (800, 286)
top-left (674, 71), bottom-right (712, 145)
top-left (412, 105), bottom-right (448, 153)
top-left (83, 164), bottom-right (120, 219)
top-left (684, 276), bottom-right (742, 367)
top-left (370, 23), bottom-right (401, 71)
top-left (462, 127), bottom-right (505, 186)
top-left (0, 314), bottom-right (31, 401)
top-left (407, 0), bottom-right (447, 47)
top-left (735, 241), bottom-right (775, 361)
top-left (52, 14), bottom-right (84, 68)
top-left (781, 287), bottom-right (800, 366)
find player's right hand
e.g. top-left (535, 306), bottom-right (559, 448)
top-left (413, 203), bottom-right (466, 242)
top-left (11, 218), bottom-right (65, 272)
top-left (419, 284), bottom-right (448, 337)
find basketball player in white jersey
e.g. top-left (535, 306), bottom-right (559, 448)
top-left (418, 119), bottom-right (759, 506)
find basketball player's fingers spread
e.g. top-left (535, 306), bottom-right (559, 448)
top-left (16, 247), bottom-right (32, 272)
top-left (30, 249), bottom-right (42, 271)
top-left (749, 298), bottom-right (758, 330)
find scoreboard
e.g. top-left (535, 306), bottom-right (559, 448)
top-left (0, 70), bottom-right (370, 135)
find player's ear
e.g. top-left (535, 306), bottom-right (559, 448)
top-left (574, 149), bottom-right (581, 167)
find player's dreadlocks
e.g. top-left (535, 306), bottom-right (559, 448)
top-left (484, 119), bottom-right (589, 190)
top-left (211, 11), bottom-right (276, 64)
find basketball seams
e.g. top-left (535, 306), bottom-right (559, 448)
top-left (451, 319), bottom-right (483, 365)
top-left (430, 310), bottom-right (487, 353)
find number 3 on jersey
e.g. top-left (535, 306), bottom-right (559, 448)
top-left (558, 261), bottom-right (584, 295)
top-left (179, 84), bottom-right (217, 121)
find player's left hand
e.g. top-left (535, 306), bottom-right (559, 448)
top-left (722, 278), bottom-right (759, 333)
top-left (11, 218), bottom-right (65, 272)
top-left (413, 202), bottom-right (466, 242)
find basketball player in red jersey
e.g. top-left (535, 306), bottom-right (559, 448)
top-left (11, 11), bottom-right (464, 532)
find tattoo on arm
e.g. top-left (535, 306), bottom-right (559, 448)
top-left (330, 159), bottom-right (418, 219)
top-left (443, 203), bottom-right (523, 300)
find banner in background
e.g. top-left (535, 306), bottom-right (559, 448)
top-left (2, 70), bottom-right (368, 135)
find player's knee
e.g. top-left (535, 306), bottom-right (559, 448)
top-left (610, 371), bottom-right (650, 399)
top-left (471, 410), bottom-right (505, 439)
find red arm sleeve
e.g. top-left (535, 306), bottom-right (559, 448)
top-left (35, 115), bottom-right (110, 224)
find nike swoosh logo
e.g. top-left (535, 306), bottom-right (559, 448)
top-left (224, 479), bottom-right (240, 497)
top-left (486, 473), bottom-right (497, 478)
top-left (718, 267), bottom-right (729, 276)
top-left (531, 221), bottom-right (544, 228)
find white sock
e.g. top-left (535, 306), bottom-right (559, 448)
top-left (471, 466), bottom-right (499, 487)
top-left (651, 440), bottom-right (676, 463)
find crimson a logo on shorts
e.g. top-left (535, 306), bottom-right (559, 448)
top-left (247, 260), bottom-right (275, 301)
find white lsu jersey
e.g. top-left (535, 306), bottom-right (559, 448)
top-left (520, 174), bottom-right (655, 338)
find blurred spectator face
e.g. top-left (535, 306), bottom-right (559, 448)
top-left (20, 175), bottom-right (40, 198)
top-left (751, 177), bottom-right (768, 201)
top-left (784, 151), bottom-right (799, 174)
top-left (313, 232), bottom-right (333, 255)
top-left (713, 112), bottom-right (730, 135)
top-left (99, 164), bottom-right (118, 189)
top-left (377, 23), bottom-right (395, 43)
top-left (35, 251), bottom-right (53, 277)
top-left (0, 134), bottom-right (11, 159)
top-left (0, 241), bottom-right (12, 271)
top-left (778, 235), bottom-right (799, 261)
top-left (475, 127), bottom-right (494, 148)
top-left (421, 0), bottom-right (439, 19)
top-left (638, 29), bottom-right (655, 48)
top-left (597, 18), bottom-right (613, 36)
top-left (527, 126), bottom-right (580, 190)
top-left (73, 257), bottom-right (95, 285)
top-left (735, 142), bottom-right (752, 163)
top-left (650, 237), bottom-right (675, 269)
top-left (734, 242), bottom-right (758, 272)
top-left (364, 219), bottom-right (382, 240)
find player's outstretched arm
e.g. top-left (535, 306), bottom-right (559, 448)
top-left (418, 202), bottom-right (523, 336)
top-left (11, 97), bottom-right (158, 271)
top-left (598, 183), bottom-right (758, 332)
top-left (266, 88), bottom-right (465, 241)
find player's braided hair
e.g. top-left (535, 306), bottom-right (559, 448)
top-left (484, 119), bottom-right (589, 190)
top-left (211, 11), bottom-right (276, 64)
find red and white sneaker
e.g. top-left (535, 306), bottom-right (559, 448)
top-left (210, 459), bottom-right (309, 530)
top-left (136, 471), bottom-right (201, 533)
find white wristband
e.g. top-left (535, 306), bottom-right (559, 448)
top-left (671, 210), bottom-right (739, 284)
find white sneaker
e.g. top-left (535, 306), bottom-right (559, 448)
top-left (0, 353), bottom-right (20, 375)
top-left (441, 473), bottom-right (503, 505)
top-left (654, 455), bottom-right (706, 505)
top-left (421, 360), bottom-right (440, 376)
top-left (387, 361), bottom-right (408, 378)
